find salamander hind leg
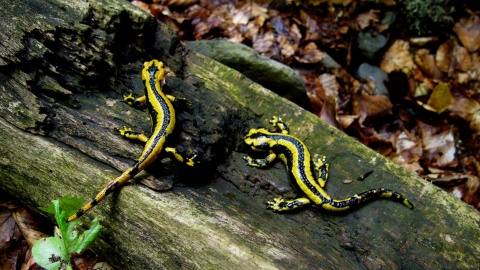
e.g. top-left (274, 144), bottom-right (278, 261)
top-left (166, 94), bottom-right (192, 107)
top-left (165, 147), bottom-right (196, 166)
top-left (243, 153), bottom-right (277, 167)
top-left (267, 197), bottom-right (311, 211)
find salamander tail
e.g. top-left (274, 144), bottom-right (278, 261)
top-left (322, 188), bottom-right (414, 211)
top-left (67, 164), bottom-right (140, 222)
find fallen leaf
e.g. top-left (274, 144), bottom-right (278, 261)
top-left (353, 91), bottom-right (393, 125)
top-left (409, 36), bottom-right (439, 47)
top-left (277, 35), bottom-right (297, 59)
top-left (300, 9), bottom-right (321, 41)
top-left (159, 0), bottom-right (198, 7)
top-left (427, 82), bottom-right (453, 114)
top-left (468, 52), bottom-right (480, 81)
top-left (318, 73), bottom-right (339, 98)
top-left (449, 97), bottom-right (480, 133)
top-left (320, 95), bottom-right (340, 129)
top-left (295, 42), bottom-right (324, 63)
top-left (253, 30), bottom-right (275, 55)
top-left (420, 122), bottom-right (457, 168)
top-left (303, 73), bottom-right (325, 115)
top-left (414, 49), bottom-right (443, 79)
top-left (12, 209), bottom-right (49, 247)
top-left (131, 1), bottom-right (150, 12)
top-left (380, 39), bottom-right (415, 74)
top-left (356, 9), bottom-right (379, 30)
top-left (436, 38), bottom-right (473, 75)
top-left (453, 15), bottom-right (480, 53)
top-left (395, 131), bottom-right (423, 164)
top-left (338, 115), bottom-right (357, 129)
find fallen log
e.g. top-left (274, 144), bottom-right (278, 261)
top-left (0, 0), bottom-right (479, 269)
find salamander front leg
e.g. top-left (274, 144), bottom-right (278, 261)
top-left (267, 197), bottom-right (311, 211)
top-left (123, 93), bottom-right (146, 109)
top-left (243, 152), bottom-right (277, 167)
top-left (118, 126), bottom-right (149, 143)
top-left (269, 116), bottom-right (289, 135)
top-left (313, 154), bottom-right (329, 188)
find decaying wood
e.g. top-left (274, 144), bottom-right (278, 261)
top-left (1, 0), bottom-right (479, 269)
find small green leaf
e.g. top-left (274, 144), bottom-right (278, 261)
top-left (33, 197), bottom-right (101, 270)
top-left (75, 218), bottom-right (102, 254)
top-left (39, 196), bottom-right (83, 217)
top-left (32, 236), bottom-right (68, 270)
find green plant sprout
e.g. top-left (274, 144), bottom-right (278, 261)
top-left (32, 197), bottom-right (102, 270)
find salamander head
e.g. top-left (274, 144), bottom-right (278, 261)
top-left (142, 60), bottom-right (165, 82)
top-left (244, 128), bottom-right (275, 151)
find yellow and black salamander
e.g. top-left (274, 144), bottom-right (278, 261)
top-left (243, 116), bottom-right (414, 212)
top-left (68, 60), bottom-right (194, 222)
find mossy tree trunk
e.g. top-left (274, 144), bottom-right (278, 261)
top-left (1, 0), bottom-right (479, 269)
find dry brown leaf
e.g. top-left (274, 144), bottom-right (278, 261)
top-left (353, 91), bottom-right (393, 125)
top-left (303, 74), bottom-right (324, 115)
top-left (277, 35), bottom-right (297, 59)
top-left (242, 19), bottom-right (260, 41)
top-left (414, 49), bottom-right (443, 79)
top-left (231, 10), bottom-right (250, 25)
top-left (12, 209), bottom-right (49, 247)
top-left (131, 1), bottom-right (150, 12)
top-left (306, 0), bottom-right (353, 5)
top-left (156, 0), bottom-right (197, 7)
top-left (389, 153), bottom-right (424, 174)
top-left (380, 39), bottom-right (415, 74)
top-left (436, 38), bottom-right (473, 75)
top-left (300, 9), bottom-right (321, 41)
top-left (289, 23), bottom-right (302, 44)
top-left (420, 123), bottom-right (457, 168)
top-left (464, 175), bottom-right (480, 205)
top-left (395, 131), bottom-right (423, 163)
top-left (356, 10), bottom-right (379, 30)
top-left (318, 73), bottom-right (339, 98)
top-left (320, 95), bottom-right (340, 129)
top-left (22, 250), bottom-right (38, 270)
top-left (409, 37), bottom-right (439, 47)
top-left (0, 208), bottom-right (21, 251)
top-left (250, 1), bottom-right (269, 23)
top-left (252, 30), bottom-right (274, 54)
top-left (193, 21), bottom-right (211, 39)
top-left (338, 115), bottom-right (357, 129)
top-left (232, 1), bottom-right (268, 26)
top-left (295, 42), bottom-right (324, 63)
top-left (453, 15), bottom-right (480, 53)
top-left (468, 52), bottom-right (480, 81)
top-left (0, 205), bottom-right (27, 270)
top-left (455, 47), bottom-right (473, 72)
top-left (435, 38), bottom-right (455, 73)
top-left (449, 97), bottom-right (480, 133)
top-left (379, 0), bottom-right (396, 6)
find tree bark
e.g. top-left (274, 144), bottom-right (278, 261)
top-left (1, 0), bottom-right (479, 269)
